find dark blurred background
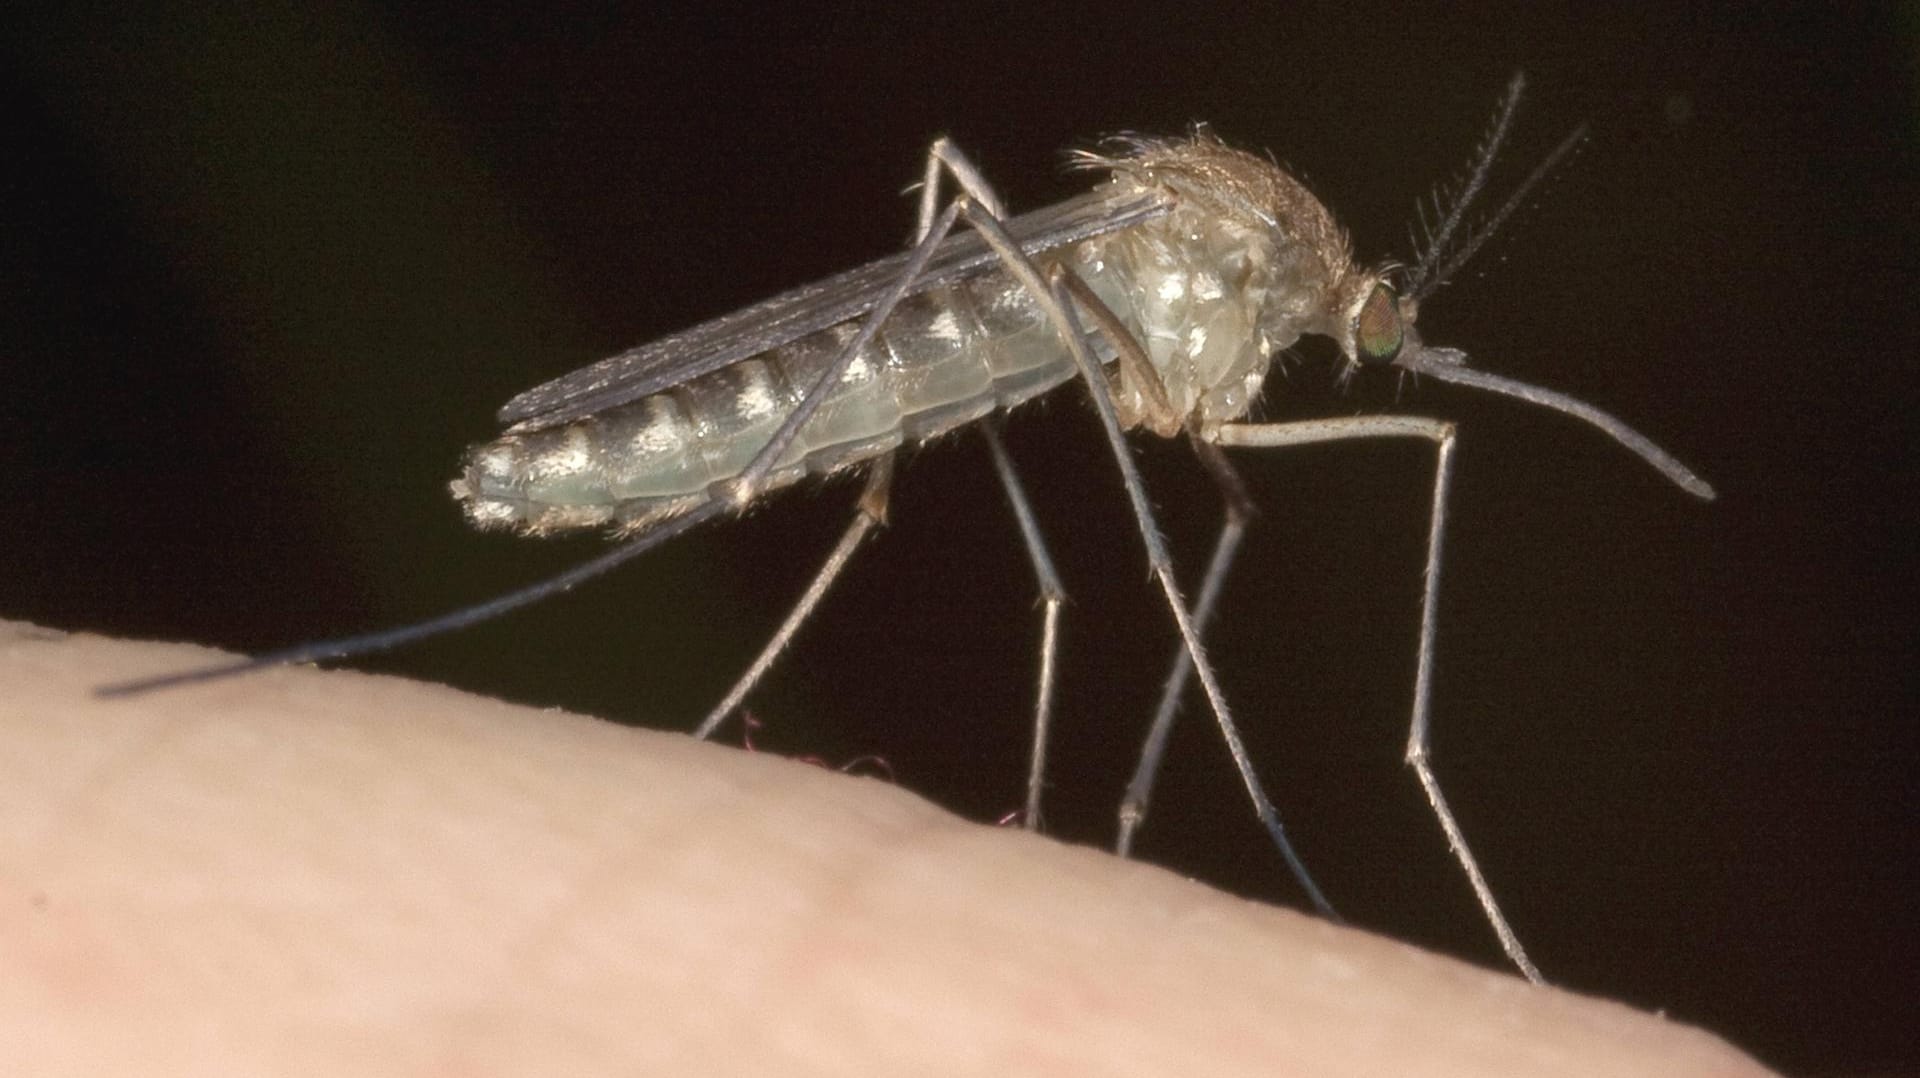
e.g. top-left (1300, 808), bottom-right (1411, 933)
top-left (4, 5), bottom-right (1912, 1073)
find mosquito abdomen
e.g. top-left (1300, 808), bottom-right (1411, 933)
top-left (452, 269), bottom-right (1086, 535)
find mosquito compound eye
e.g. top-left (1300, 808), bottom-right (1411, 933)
top-left (1354, 283), bottom-right (1404, 365)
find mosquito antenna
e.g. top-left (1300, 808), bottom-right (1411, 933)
top-left (1409, 121), bottom-right (1588, 304)
top-left (96, 499), bottom-right (732, 697)
top-left (1396, 349), bottom-right (1717, 500)
top-left (1404, 71), bottom-right (1529, 299)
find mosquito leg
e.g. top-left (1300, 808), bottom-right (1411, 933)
top-left (96, 499), bottom-right (733, 696)
top-left (1016, 251), bottom-right (1203, 849)
top-left (711, 136), bottom-right (1030, 730)
top-left (1115, 438), bottom-right (1256, 857)
top-left (1037, 263), bottom-right (1333, 918)
top-left (1055, 271), bottom-right (1175, 420)
top-left (699, 138), bottom-right (1025, 746)
top-left (693, 454), bottom-right (895, 741)
top-left (923, 139), bottom-right (1077, 829)
top-left (1214, 415), bottom-right (1544, 983)
top-left (919, 145), bottom-right (1070, 825)
top-left (722, 138), bottom-right (1054, 808)
top-left (730, 199), bottom-right (963, 503)
top-left (976, 418), bottom-right (1067, 830)
top-left (935, 199), bottom-right (1337, 917)
top-left (920, 137), bottom-right (1010, 232)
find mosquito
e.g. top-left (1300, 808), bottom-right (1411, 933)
top-left (105, 74), bottom-right (1714, 983)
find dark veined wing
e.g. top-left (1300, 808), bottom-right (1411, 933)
top-left (498, 186), bottom-right (1172, 432)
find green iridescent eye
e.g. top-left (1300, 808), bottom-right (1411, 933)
top-left (1354, 283), bottom-right (1403, 364)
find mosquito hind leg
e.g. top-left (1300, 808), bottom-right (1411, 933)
top-left (1115, 438), bottom-right (1256, 857)
top-left (916, 137), bottom-right (1010, 242)
top-left (1213, 415), bottom-right (1544, 983)
top-left (693, 455), bottom-right (895, 740)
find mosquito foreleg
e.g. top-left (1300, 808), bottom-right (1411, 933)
top-left (1213, 415), bottom-right (1544, 983)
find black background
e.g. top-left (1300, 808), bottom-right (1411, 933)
top-left (5, 5), bottom-right (1913, 1073)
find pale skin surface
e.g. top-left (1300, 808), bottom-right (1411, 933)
top-left (1, 622), bottom-right (1776, 1077)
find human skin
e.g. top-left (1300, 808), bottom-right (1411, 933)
top-left (0, 623), bottom-right (1774, 1076)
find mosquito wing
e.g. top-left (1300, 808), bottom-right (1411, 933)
top-left (497, 187), bottom-right (1172, 433)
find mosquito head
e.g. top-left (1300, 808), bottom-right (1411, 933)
top-left (1336, 77), bottom-right (1715, 502)
top-left (1332, 74), bottom-right (1542, 377)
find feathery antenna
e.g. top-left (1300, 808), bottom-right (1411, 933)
top-left (1404, 73), bottom-right (1589, 305)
